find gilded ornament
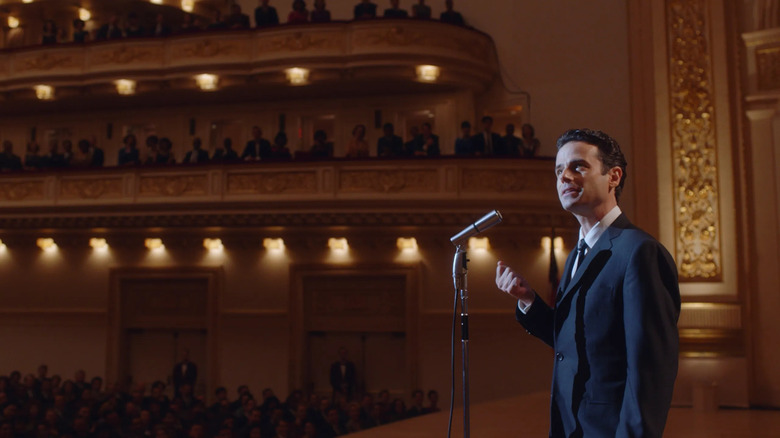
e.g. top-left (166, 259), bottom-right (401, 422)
top-left (0, 181), bottom-right (44, 201)
top-left (60, 178), bottom-right (122, 199)
top-left (20, 53), bottom-right (76, 72)
top-left (257, 32), bottom-right (339, 53)
top-left (461, 169), bottom-right (550, 193)
top-left (138, 175), bottom-right (207, 197)
top-left (339, 169), bottom-right (437, 193)
top-left (92, 45), bottom-right (163, 66)
top-left (756, 46), bottom-right (780, 90)
top-left (226, 172), bottom-right (317, 194)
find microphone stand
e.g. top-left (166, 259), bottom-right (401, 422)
top-left (452, 244), bottom-right (470, 438)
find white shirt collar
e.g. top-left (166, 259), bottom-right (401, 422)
top-left (579, 205), bottom-right (622, 249)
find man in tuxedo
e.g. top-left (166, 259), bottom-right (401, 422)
top-left (496, 129), bottom-right (680, 437)
top-left (471, 116), bottom-right (503, 156)
top-left (172, 349), bottom-right (198, 397)
top-left (329, 347), bottom-right (357, 401)
top-left (183, 137), bottom-right (210, 164)
top-left (242, 126), bottom-right (271, 161)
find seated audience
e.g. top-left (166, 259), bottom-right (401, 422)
top-left (41, 20), bottom-right (58, 45)
top-left (498, 123), bottom-right (521, 156)
top-left (155, 137), bottom-right (176, 164)
top-left (345, 124), bottom-right (370, 158)
top-left (310, 0), bottom-right (331, 22)
top-left (226, 4), bottom-right (251, 29)
top-left (0, 141), bottom-right (23, 172)
top-left (267, 132), bottom-right (292, 160)
top-left (424, 390), bottom-right (440, 413)
top-left (118, 134), bottom-right (140, 166)
top-left (470, 116), bottom-right (502, 156)
top-left (309, 130), bottom-right (333, 158)
top-left (519, 123), bottom-right (540, 157)
top-left (72, 19), bottom-right (89, 43)
top-left (288, 0), bottom-right (309, 24)
top-left (61, 140), bottom-right (75, 166)
top-left (212, 138), bottom-right (240, 162)
top-left (439, 0), bottom-right (465, 25)
top-left (354, 0), bottom-right (378, 19)
top-left (384, 0), bottom-right (409, 18)
top-left (255, 0), bottom-right (280, 28)
top-left (85, 138), bottom-right (105, 167)
top-left (377, 123), bottom-right (404, 157)
top-left (24, 142), bottom-right (43, 169)
top-left (454, 120), bottom-right (473, 155)
top-left (96, 15), bottom-right (124, 40)
top-left (411, 0), bottom-right (431, 19)
top-left (405, 390), bottom-right (425, 417)
top-left (178, 13), bottom-right (202, 34)
top-left (183, 137), bottom-right (210, 164)
top-left (207, 9), bottom-right (228, 30)
top-left (242, 126), bottom-right (271, 161)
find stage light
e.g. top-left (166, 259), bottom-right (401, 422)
top-left (145, 238), bottom-right (164, 251)
top-left (34, 85), bottom-right (54, 100)
top-left (195, 74), bottom-right (218, 91)
top-left (328, 237), bottom-right (348, 251)
top-left (7, 16), bottom-right (19, 29)
top-left (115, 79), bottom-right (136, 95)
top-left (416, 65), bottom-right (440, 82)
top-left (181, 0), bottom-right (195, 12)
top-left (263, 238), bottom-right (285, 251)
top-left (37, 238), bottom-right (57, 251)
top-left (285, 67), bottom-right (310, 85)
top-left (151, 0), bottom-right (163, 4)
top-left (468, 237), bottom-right (489, 251)
top-left (203, 238), bottom-right (223, 252)
top-left (22, 0), bottom-right (33, 4)
top-left (89, 238), bottom-right (108, 250)
top-left (78, 8), bottom-right (91, 21)
top-left (396, 237), bottom-right (418, 251)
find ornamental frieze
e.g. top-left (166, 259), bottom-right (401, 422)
top-left (667, 0), bottom-right (722, 281)
top-left (60, 177), bottom-right (123, 200)
top-left (226, 171), bottom-right (317, 194)
top-left (0, 180), bottom-right (45, 201)
top-left (17, 52), bottom-right (80, 72)
top-left (91, 45), bottom-right (164, 66)
top-left (138, 175), bottom-right (208, 197)
top-left (256, 32), bottom-right (342, 53)
top-left (461, 168), bottom-right (551, 193)
top-left (339, 169), bottom-right (438, 193)
top-left (171, 38), bottom-right (251, 60)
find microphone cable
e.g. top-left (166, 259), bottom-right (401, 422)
top-left (446, 282), bottom-right (458, 438)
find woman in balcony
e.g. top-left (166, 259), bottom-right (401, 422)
top-left (412, 0), bottom-right (431, 19)
top-left (345, 124), bottom-right (370, 158)
top-left (311, 0), bottom-right (331, 22)
top-left (42, 20), bottom-right (58, 45)
top-left (310, 130), bottom-right (333, 159)
top-left (118, 134), bottom-right (140, 166)
top-left (72, 19), bottom-right (90, 43)
top-left (288, 0), bottom-right (309, 24)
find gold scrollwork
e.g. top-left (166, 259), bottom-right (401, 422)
top-left (92, 45), bottom-right (163, 66)
top-left (227, 172), bottom-right (317, 194)
top-left (461, 169), bottom-right (550, 193)
top-left (60, 178), bottom-right (122, 199)
top-left (667, 0), bottom-right (722, 281)
top-left (339, 169), bottom-right (437, 193)
top-left (20, 53), bottom-right (77, 72)
top-left (756, 47), bottom-right (780, 90)
top-left (257, 32), bottom-right (340, 53)
top-left (174, 39), bottom-right (248, 59)
top-left (138, 175), bottom-right (207, 197)
top-left (0, 181), bottom-right (45, 201)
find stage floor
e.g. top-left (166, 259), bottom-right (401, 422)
top-left (350, 391), bottom-right (780, 437)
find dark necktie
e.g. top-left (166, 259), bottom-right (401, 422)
top-left (573, 239), bottom-right (589, 277)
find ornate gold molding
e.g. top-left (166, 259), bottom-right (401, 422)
top-left (667, 0), bottom-right (722, 281)
top-left (0, 180), bottom-right (45, 201)
top-left (60, 177), bottom-right (123, 200)
top-left (227, 171), bottom-right (317, 195)
top-left (461, 168), bottom-right (552, 193)
top-left (138, 175), bottom-right (208, 197)
top-left (339, 169), bottom-right (439, 193)
top-left (756, 46), bottom-right (780, 90)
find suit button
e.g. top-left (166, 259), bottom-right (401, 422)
top-left (556, 352), bottom-right (564, 361)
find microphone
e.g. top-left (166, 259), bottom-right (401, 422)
top-left (450, 210), bottom-right (503, 246)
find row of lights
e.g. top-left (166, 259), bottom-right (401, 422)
top-left (8, 1), bottom-right (195, 28)
top-left (30, 65), bottom-right (439, 100)
top-left (7, 236), bottom-right (491, 253)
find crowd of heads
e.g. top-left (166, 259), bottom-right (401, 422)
top-left (0, 366), bottom-right (441, 438)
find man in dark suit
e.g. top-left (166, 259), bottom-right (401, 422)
top-left (241, 126), bottom-right (272, 161)
top-left (376, 123), bottom-right (404, 157)
top-left (172, 349), bottom-right (198, 397)
top-left (471, 116), bottom-right (503, 156)
top-left (496, 129), bottom-right (680, 437)
top-left (329, 347), bottom-right (357, 401)
top-left (183, 137), bottom-right (210, 164)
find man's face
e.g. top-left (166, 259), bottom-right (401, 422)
top-left (482, 119), bottom-right (492, 132)
top-left (555, 141), bottom-right (619, 216)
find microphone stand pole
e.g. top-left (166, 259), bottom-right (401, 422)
top-left (452, 245), bottom-right (470, 438)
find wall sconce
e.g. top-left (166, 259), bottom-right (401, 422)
top-left (468, 237), bottom-right (489, 251)
top-left (78, 8), bottom-right (91, 21)
top-left (145, 238), bottom-right (164, 251)
top-left (151, 0), bottom-right (164, 4)
top-left (195, 74), bottom-right (218, 91)
top-left (37, 238), bottom-right (57, 251)
top-left (396, 237), bottom-right (418, 251)
top-left (328, 237), bottom-right (348, 251)
top-left (181, 0), bottom-right (195, 12)
top-left (203, 238), bottom-right (223, 252)
top-left (115, 79), bottom-right (136, 95)
top-left (7, 16), bottom-right (20, 29)
top-left (263, 238), bottom-right (285, 251)
top-left (285, 68), bottom-right (310, 86)
top-left (22, 0), bottom-right (33, 3)
top-left (34, 85), bottom-right (54, 100)
top-left (0, 239), bottom-right (6, 251)
top-left (541, 236), bottom-right (564, 252)
top-left (89, 238), bottom-right (108, 250)
top-left (416, 65), bottom-right (440, 83)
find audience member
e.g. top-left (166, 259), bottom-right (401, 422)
top-left (411, 122), bottom-right (439, 156)
top-left (212, 138), bottom-right (239, 162)
top-left (0, 141), bottom-right (23, 172)
top-left (424, 390), bottom-right (440, 413)
top-left (72, 19), bottom-right (89, 43)
top-left (499, 123), bottom-right (520, 156)
top-left (288, 0), bottom-right (309, 24)
top-left (345, 124), bottom-right (369, 158)
top-left (125, 13), bottom-right (145, 38)
top-left (309, 130), bottom-right (333, 158)
top-left (118, 134), bottom-right (141, 166)
top-left (310, 0), bottom-right (331, 22)
top-left (41, 139), bottom-right (66, 168)
top-left (61, 140), bottom-right (75, 166)
top-left (255, 0), bottom-right (280, 28)
top-left (152, 13), bottom-right (173, 36)
top-left (96, 15), bottom-right (124, 40)
top-left (226, 4), bottom-right (251, 29)
top-left (470, 116), bottom-right (502, 156)
top-left (354, 0), bottom-right (378, 19)
top-left (207, 9), bottom-right (228, 30)
top-left (329, 347), bottom-right (356, 402)
top-left (439, 0), bottom-right (465, 25)
top-left (155, 137), bottom-right (176, 164)
top-left (267, 132), bottom-right (292, 159)
top-left (403, 126), bottom-right (419, 155)
top-left (179, 13), bottom-right (202, 34)
top-left (519, 123), bottom-right (540, 157)
top-left (386, 399), bottom-right (406, 423)
top-left (454, 120), bottom-right (473, 155)
top-left (144, 135), bottom-right (159, 165)
top-left (411, 0), bottom-right (431, 19)
top-left (242, 126), bottom-right (271, 161)
top-left (405, 390), bottom-right (425, 417)
top-left (377, 123), bottom-right (403, 157)
top-left (383, 0), bottom-right (409, 18)
top-left (85, 138), bottom-right (105, 167)
top-left (41, 20), bottom-right (58, 45)
top-left (183, 138), bottom-right (210, 164)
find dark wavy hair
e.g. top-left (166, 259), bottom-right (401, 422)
top-left (555, 128), bottom-right (627, 201)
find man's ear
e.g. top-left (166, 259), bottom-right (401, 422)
top-left (608, 166), bottom-right (623, 188)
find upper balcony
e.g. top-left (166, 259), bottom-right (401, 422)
top-left (0, 18), bottom-right (499, 115)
